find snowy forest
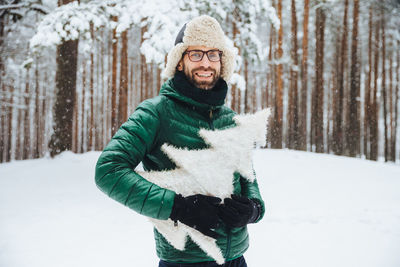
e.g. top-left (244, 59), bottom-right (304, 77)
top-left (1, 0), bottom-right (400, 164)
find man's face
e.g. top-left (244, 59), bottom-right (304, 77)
top-left (177, 46), bottom-right (222, 90)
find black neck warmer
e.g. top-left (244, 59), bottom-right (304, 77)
top-left (172, 71), bottom-right (228, 106)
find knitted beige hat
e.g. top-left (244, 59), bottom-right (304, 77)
top-left (162, 15), bottom-right (235, 82)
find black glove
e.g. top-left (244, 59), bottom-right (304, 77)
top-left (219, 194), bottom-right (261, 228)
top-left (169, 194), bottom-right (222, 239)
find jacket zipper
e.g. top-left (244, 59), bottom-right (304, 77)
top-left (209, 109), bottom-right (215, 130)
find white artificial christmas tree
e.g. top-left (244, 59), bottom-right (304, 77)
top-left (138, 109), bottom-right (270, 264)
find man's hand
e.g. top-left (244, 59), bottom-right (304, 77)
top-left (169, 194), bottom-right (222, 239)
top-left (219, 194), bottom-right (261, 228)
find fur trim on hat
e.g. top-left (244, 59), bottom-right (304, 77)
top-left (162, 15), bottom-right (235, 82)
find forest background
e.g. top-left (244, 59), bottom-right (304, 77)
top-left (1, 0), bottom-right (400, 164)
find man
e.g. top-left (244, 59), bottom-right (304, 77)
top-left (95, 15), bottom-right (265, 267)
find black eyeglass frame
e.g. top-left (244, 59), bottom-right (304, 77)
top-left (183, 49), bottom-right (223, 62)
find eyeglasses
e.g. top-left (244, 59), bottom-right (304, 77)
top-left (183, 50), bottom-right (223, 62)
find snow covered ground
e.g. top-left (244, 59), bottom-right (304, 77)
top-left (1, 149), bottom-right (399, 267)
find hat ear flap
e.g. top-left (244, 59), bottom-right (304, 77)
top-left (162, 43), bottom-right (187, 79)
top-left (221, 48), bottom-right (235, 82)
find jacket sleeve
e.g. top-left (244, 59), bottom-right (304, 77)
top-left (240, 172), bottom-right (265, 223)
top-left (95, 99), bottom-right (175, 220)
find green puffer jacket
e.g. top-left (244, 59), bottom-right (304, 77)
top-left (95, 78), bottom-right (265, 263)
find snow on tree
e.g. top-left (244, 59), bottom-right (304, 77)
top-left (29, 0), bottom-right (278, 86)
top-left (138, 109), bottom-right (270, 264)
top-left (29, 1), bottom-right (113, 50)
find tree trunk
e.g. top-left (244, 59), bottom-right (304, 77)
top-left (244, 56), bottom-right (249, 113)
top-left (34, 61), bottom-right (40, 158)
top-left (327, 73), bottom-right (334, 153)
top-left (370, 19), bottom-right (380, 161)
top-left (157, 68), bottom-right (161, 95)
top-left (346, 0), bottom-right (360, 157)
top-left (100, 28), bottom-right (106, 149)
top-left (111, 16), bottom-right (119, 136)
top-left (381, 10), bottom-right (388, 162)
top-left (231, 20), bottom-right (239, 112)
top-left (140, 22), bottom-right (147, 102)
top-left (330, 39), bottom-right (340, 152)
top-left (16, 79), bottom-right (23, 160)
top-left (388, 44), bottom-right (394, 162)
top-left (95, 29), bottom-right (102, 151)
top-left (333, 0), bottom-right (349, 155)
top-left (252, 73), bottom-right (257, 112)
top-left (89, 23), bottom-right (95, 151)
top-left (7, 84), bottom-right (13, 161)
top-left (288, 0), bottom-right (299, 149)
top-left (0, 19), bottom-right (4, 162)
top-left (49, 38), bottom-right (78, 156)
top-left (271, 0), bottom-right (283, 149)
top-left (364, 7), bottom-right (373, 160)
top-left (393, 41), bottom-right (399, 162)
top-left (72, 80), bottom-right (78, 153)
top-left (48, 0), bottom-right (79, 157)
top-left (81, 60), bottom-right (87, 153)
top-left (298, 0), bottom-right (309, 151)
top-left (267, 21), bottom-right (275, 110)
top-left (22, 68), bottom-right (31, 159)
top-left (118, 30), bottom-right (128, 127)
top-left (106, 31), bottom-right (112, 144)
top-left (41, 79), bottom-right (47, 157)
top-left (1, 84), bottom-right (6, 162)
top-left (313, 6), bottom-right (326, 153)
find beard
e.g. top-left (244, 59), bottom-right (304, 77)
top-left (183, 64), bottom-right (221, 90)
